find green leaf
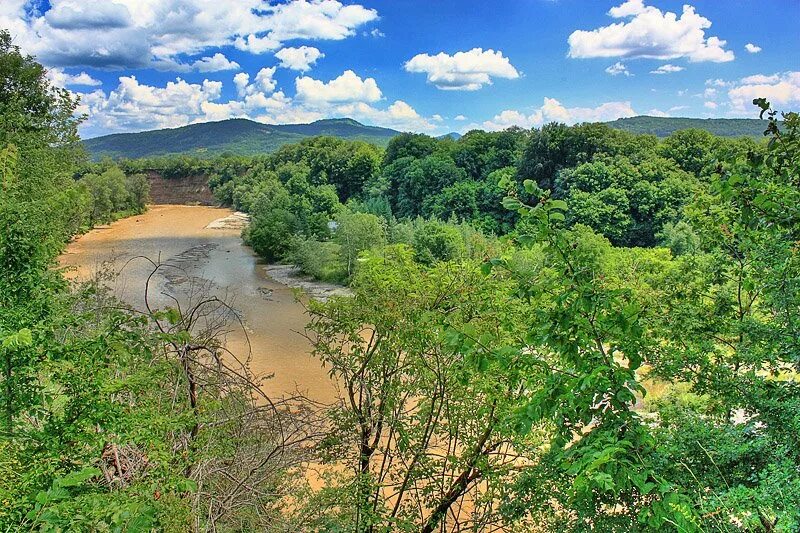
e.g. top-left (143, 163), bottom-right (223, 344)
top-left (502, 196), bottom-right (523, 211)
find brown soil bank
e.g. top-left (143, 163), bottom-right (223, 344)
top-left (59, 205), bottom-right (336, 403)
top-left (146, 171), bottom-right (215, 205)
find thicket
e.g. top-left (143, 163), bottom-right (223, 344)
top-left (202, 106), bottom-right (765, 285)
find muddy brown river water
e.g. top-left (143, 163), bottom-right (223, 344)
top-left (59, 205), bottom-right (336, 403)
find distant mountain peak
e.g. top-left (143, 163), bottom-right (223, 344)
top-left (313, 117), bottom-right (364, 127)
top-left (82, 117), bottom-right (401, 160)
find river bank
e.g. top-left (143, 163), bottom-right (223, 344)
top-left (59, 204), bottom-right (337, 403)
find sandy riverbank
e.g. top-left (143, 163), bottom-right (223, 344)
top-left (59, 204), bottom-right (336, 403)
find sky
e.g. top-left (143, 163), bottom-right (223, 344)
top-left (2, 0), bottom-right (799, 138)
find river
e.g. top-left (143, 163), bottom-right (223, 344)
top-left (58, 205), bottom-right (336, 403)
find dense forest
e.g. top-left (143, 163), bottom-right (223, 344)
top-left (3, 29), bottom-right (800, 531)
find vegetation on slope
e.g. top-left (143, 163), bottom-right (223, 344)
top-left (608, 115), bottom-right (772, 138)
top-left (82, 115), bottom-right (771, 161)
top-left (82, 117), bottom-right (400, 159)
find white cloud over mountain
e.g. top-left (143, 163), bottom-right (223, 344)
top-left (74, 69), bottom-right (436, 137)
top-left (404, 48), bottom-right (519, 90)
top-left (480, 97), bottom-right (636, 131)
top-left (295, 70), bottom-right (382, 103)
top-left (568, 0), bottom-right (734, 63)
top-left (726, 71), bottom-right (800, 113)
top-left (76, 76), bottom-right (224, 134)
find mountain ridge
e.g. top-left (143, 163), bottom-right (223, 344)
top-left (82, 116), bottom-right (769, 160)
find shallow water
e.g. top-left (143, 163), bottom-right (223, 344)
top-left (59, 205), bottom-right (336, 402)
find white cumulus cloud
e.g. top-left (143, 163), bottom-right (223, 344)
top-left (481, 97), bottom-right (636, 131)
top-left (76, 76), bottom-right (225, 136)
top-left (605, 62), bottom-right (631, 76)
top-left (650, 64), bottom-right (684, 75)
top-left (190, 53), bottom-right (240, 72)
top-left (295, 70), bottom-right (382, 103)
top-left (727, 71), bottom-right (800, 114)
top-left (745, 43), bottom-right (762, 54)
top-left (275, 46), bottom-right (324, 71)
top-left (568, 0), bottom-right (734, 63)
top-left (404, 48), bottom-right (519, 90)
top-left (46, 67), bottom-right (102, 87)
top-left (1, 0), bottom-right (377, 69)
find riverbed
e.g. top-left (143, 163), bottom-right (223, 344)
top-left (58, 204), bottom-right (336, 403)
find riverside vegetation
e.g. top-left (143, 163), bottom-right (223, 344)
top-left (2, 29), bottom-right (800, 531)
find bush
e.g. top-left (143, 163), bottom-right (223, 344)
top-left (335, 211), bottom-right (386, 278)
top-left (246, 208), bottom-right (297, 262)
top-left (411, 220), bottom-right (465, 265)
top-left (288, 238), bottom-right (345, 282)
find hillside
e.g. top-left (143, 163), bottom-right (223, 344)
top-left (606, 116), bottom-right (769, 138)
top-left (83, 115), bottom-right (771, 160)
top-left (82, 118), bottom-right (400, 159)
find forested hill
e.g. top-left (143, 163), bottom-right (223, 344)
top-left (607, 116), bottom-right (769, 138)
top-left (83, 115), bottom-right (769, 160)
top-left (81, 118), bottom-right (400, 159)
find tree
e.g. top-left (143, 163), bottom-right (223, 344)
top-left (382, 132), bottom-right (438, 168)
top-left (411, 220), bottom-right (465, 264)
top-left (304, 246), bottom-right (535, 531)
top-left (659, 128), bottom-right (719, 177)
top-left (334, 211), bottom-right (386, 277)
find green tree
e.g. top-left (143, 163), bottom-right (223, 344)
top-left (411, 220), bottom-right (465, 264)
top-left (334, 210), bottom-right (386, 277)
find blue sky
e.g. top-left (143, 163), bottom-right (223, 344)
top-left (3, 0), bottom-right (798, 137)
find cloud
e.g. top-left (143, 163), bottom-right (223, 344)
top-left (706, 78), bottom-right (732, 88)
top-left (295, 70), bottom-right (382, 103)
top-left (367, 28), bottom-right (385, 38)
top-left (726, 71), bottom-right (800, 114)
top-left (740, 74), bottom-right (780, 85)
top-left (190, 53), bottom-right (240, 72)
top-left (74, 64), bottom-right (440, 136)
top-left (647, 108), bottom-right (670, 117)
top-left (404, 48), bottom-right (520, 90)
top-left (568, 0), bottom-right (734, 63)
top-left (605, 62), bottom-right (631, 76)
top-left (668, 105), bottom-right (689, 112)
top-left (481, 97), bottom-right (636, 130)
top-left (704, 101), bottom-right (718, 109)
top-left (650, 64), bottom-right (684, 74)
top-left (454, 115), bottom-right (467, 121)
top-left (233, 68), bottom-right (278, 98)
top-left (76, 76), bottom-right (225, 135)
top-left (2, 0), bottom-right (377, 69)
top-left (275, 46), bottom-right (324, 71)
top-left (329, 101), bottom-right (432, 131)
top-left (745, 43), bottom-right (762, 54)
top-left (44, 0), bottom-right (132, 30)
top-left (46, 67), bottom-right (102, 87)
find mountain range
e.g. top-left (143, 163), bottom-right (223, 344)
top-left (82, 116), bottom-right (768, 160)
